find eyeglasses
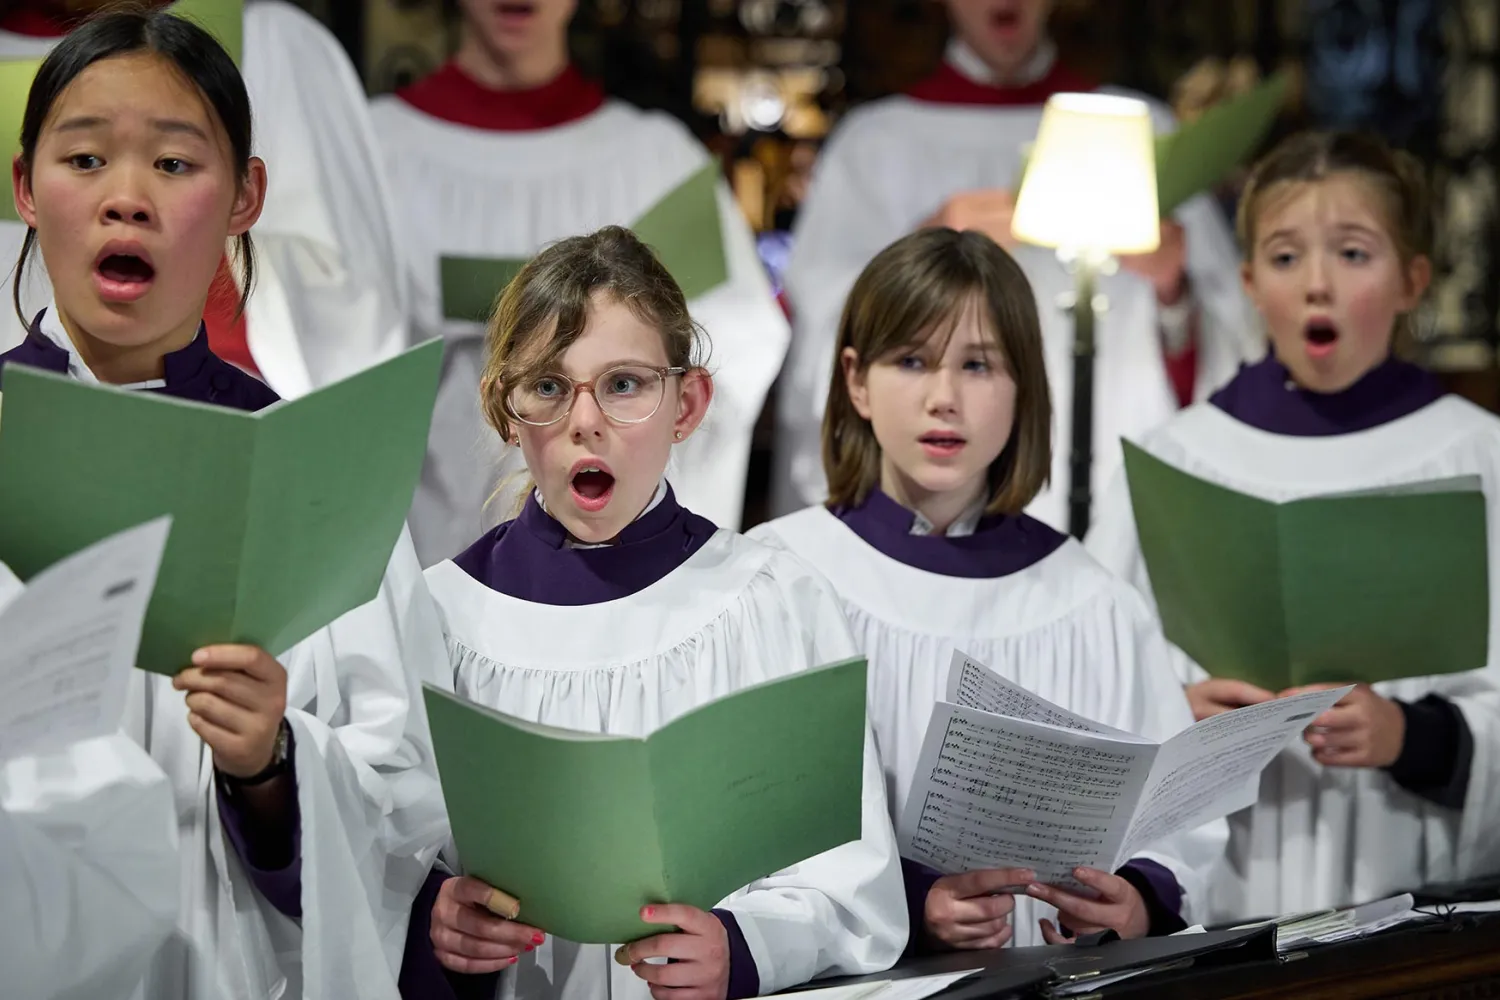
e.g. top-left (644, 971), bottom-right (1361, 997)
top-left (504, 365), bottom-right (687, 427)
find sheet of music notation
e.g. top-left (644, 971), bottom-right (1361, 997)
top-left (1117, 685), bottom-right (1350, 860)
top-left (898, 653), bottom-right (1352, 887)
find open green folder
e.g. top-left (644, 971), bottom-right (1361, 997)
top-left (423, 657), bottom-right (868, 944)
top-left (439, 161), bottom-right (729, 323)
top-left (1123, 440), bottom-right (1489, 690)
top-left (0, 339), bottom-right (442, 674)
top-left (1014, 71), bottom-right (1287, 219)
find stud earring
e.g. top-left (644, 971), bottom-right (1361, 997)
top-left (674, 430), bottom-right (683, 441)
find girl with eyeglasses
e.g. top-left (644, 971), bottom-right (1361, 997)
top-left (400, 225), bottom-right (905, 1000)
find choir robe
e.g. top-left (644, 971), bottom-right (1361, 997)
top-left (0, 312), bottom-right (451, 999)
top-left (369, 65), bottom-right (789, 565)
top-left (406, 483), bottom-right (906, 1000)
top-left (1086, 354), bottom-right (1500, 920)
top-left (0, 0), bottom-right (409, 399)
top-left (773, 39), bottom-right (1260, 527)
top-left (749, 493), bottom-right (1228, 947)
top-left (0, 558), bottom-right (181, 1000)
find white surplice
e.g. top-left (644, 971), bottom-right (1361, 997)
top-left (750, 509), bottom-right (1228, 944)
top-left (774, 44), bottom-right (1260, 528)
top-left (0, 0), bottom-right (409, 398)
top-left (1086, 397), bottom-right (1500, 920)
top-left (112, 525), bottom-right (451, 1000)
top-left (369, 97), bottom-right (788, 564)
top-left (0, 732), bottom-right (181, 1000)
top-left (0, 559), bottom-right (181, 1000)
top-left (421, 528), bottom-right (907, 999)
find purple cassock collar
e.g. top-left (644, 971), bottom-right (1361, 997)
top-left (832, 489), bottom-right (1067, 579)
top-left (453, 484), bottom-right (718, 604)
top-left (1209, 352), bottom-right (1444, 436)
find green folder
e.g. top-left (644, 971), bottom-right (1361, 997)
top-left (0, 339), bottom-right (442, 674)
top-left (423, 657), bottom-right (868, 944)
top-left (439, 161), bottom-right (729, 323)
top-left (1, 59), bottom-right (42, 225)
top-left (1153, 70), bottom-right (1289, 215)
top-left (1123, 440), bottom-right (1489, 689)
top-left (1014, 71), bottom-right (1288, 219)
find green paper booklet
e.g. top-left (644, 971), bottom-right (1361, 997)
top-left (439, 161), bottom-right (729, 323)
top-left (1153, 70), bottom-right (1289, 215)
top-left (0, 339), bottom-right (442, 674)
top-left (1123, 440), bottom-right (1489, 690)
top-left (423, 657), bottom-right (868, 945)
top-left (1014, 71), bottom-right (1288, 219)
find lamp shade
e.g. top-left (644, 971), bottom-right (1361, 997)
top-left (1010, 93), bottom-right (1161, 255)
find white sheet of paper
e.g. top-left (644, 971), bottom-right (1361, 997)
top-left (1117, 686), bottom-right (1350, 860)
top-left (944, 650), bottom-right (1137, 739)
top-left (899, 701), bottom-right (1155, 884)
top-left (904, 653), bottom-right (1349, 885)
top-left (790, 970), bottom-right (978, 999)
top-left (0, 517), bottom-right (170, 761)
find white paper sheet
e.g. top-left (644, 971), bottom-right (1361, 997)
top-left (901, 652), bottom-right (1349, 885)
top-left (0, 517), bottom-right (170, 761)
top-left (790, 969), bottom-right (979, 999)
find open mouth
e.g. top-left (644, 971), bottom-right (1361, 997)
top-left (990, 1), bottom-right (1022, 33)
top-left (569, 461), bottom-right (616, 512)
top-left (919, 431), bottom-right (967, 457)
top-left (97, 253), bottom-right (155, 284)
top-left (495, 1), bottom-right (535, 18)
top-left (1304, 318), bottom-right (1339, 356)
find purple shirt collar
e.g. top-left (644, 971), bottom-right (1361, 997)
top-left (453, 484), bottom-right (718, 605)
top-left (1209, 353), bottom-right (1444, 436)
top-left (0, 310), bottom-right (279, 413)
top-left (833, 489), bottom-right (1067, 579)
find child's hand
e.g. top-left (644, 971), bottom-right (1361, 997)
top-left (1118, 220), bottom-right (1188, 304)
top-left (173, 645), bottom-right (288, 778)
top-left (923, 868), bottom-right (1034, 950)
top-left (1185, 678), bottom-right (1275, 721)
top-left (1027, 867), bottom-right (1150, 943)
top-left (1281, 682), bottom-right (1405, 768)
top-left (615, 904), bottom-right (730, 1000)
top-left (431, 875), bottom-right (545, 974)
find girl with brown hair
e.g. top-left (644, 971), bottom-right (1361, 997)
top-left (753, 227), bottom-right (1224, 950)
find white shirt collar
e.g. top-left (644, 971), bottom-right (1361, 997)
top-left (38, 303), bottom-right (168, 390)
top-left (538, 477), bottom-right (670, 549)
top-left (946, 36), bottom-right (1057, 88)
top-left (908, 493), bottom-right (988, 538)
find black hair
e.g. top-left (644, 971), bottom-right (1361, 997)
top-left (12, 7), bottom-right (256, 325)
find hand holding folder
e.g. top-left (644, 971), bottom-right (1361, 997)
top-left (0, 340), bottom-right (442, 674)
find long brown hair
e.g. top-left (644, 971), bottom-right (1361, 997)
top-left (823, 227), bottom-right (1051, 515)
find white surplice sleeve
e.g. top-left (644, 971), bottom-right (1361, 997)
top-left (0, 733), bottom-right (180, 1000)
top-left (272, 525), bottom-right (452, 997)
top-left (716, 559), bottom-right (908, 992)
top-left (241, 0), bottom-right (409, 398)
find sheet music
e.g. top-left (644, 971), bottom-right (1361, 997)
top-left (898, 702), bottom-right (1155, 885)
top-left (944, 650), bottom-right (1144, 740)
top-left (0, 518), bottom-right (170, 761)
top-left (1118, 686), bottom-right (1350, 860)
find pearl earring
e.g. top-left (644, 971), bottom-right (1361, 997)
top-left (674, 430), bottom-right (682, 441)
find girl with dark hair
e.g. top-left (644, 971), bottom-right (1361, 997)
top-left (0, 12), bottom-right (450, 999)
top-left (753, 228), bottom-right (1225, 949)
top-left (0, 0), bottom-right (408, 397)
